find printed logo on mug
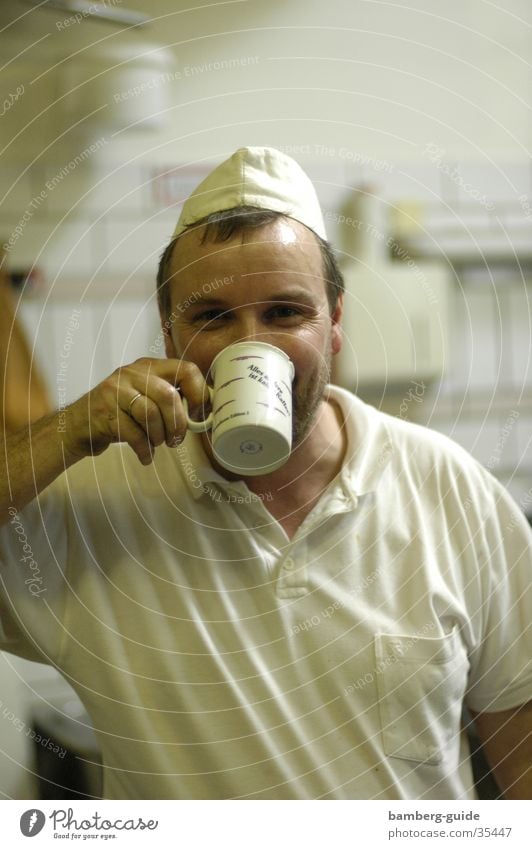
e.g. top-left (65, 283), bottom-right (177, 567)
top-left (182, 341), bottom-right (294, 475)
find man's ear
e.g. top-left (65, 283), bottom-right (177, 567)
top-left (331, 292), bottom-right (343, 356)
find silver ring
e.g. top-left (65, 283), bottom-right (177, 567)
top-left (128, 392), bottom-right (143, 414)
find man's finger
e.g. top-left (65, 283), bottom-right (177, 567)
top-left (115, 410), bottom-right (154, 465)
top-left (125, 392), bottom-right (167, 448)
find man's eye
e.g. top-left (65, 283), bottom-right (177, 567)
top-left (268, 306), bottom-right (300, 319)
top-left (194, 309), bottom-right (227, 323)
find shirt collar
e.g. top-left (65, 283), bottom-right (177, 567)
top-left (325, 385), bottom-right (394, 498)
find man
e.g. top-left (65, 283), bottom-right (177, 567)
top-left (0, 147), bottom-right (531, 800)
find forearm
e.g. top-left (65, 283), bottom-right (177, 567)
top-left (472, 703), bottom-right (532, 799)
top-left (0, 410), bottom-right (79, 522)
top-left (490, 750), bottom-right (532, 800)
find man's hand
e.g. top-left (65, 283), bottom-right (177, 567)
top-left (1, 356), bottom-right (211, 524)
top-left (63, 357), bottom-right (210, 466)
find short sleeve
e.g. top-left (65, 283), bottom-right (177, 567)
top-left (465, 474), bottom-right (532, 713)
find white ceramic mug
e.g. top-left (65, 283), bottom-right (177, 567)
top-left (182, 341), bottom-right (295, 475)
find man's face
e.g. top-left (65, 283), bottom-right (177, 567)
top-left (162, 217), bottom-right (343, 447)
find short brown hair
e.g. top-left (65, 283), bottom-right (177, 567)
top-left (156, 206), bottom-right (344, 318)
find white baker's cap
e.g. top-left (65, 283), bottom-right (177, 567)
top-left (172, 146), bottom-right (327, 240)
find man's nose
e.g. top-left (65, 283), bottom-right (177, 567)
top-left (228, 312), bottom-right (265, 345)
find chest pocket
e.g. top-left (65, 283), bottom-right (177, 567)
top-left (375, 627), bottom-right (469, 765)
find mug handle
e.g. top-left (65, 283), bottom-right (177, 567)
top-left (181, 386), bottom-right (214, 433)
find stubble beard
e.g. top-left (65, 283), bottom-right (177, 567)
top-left (291, 345), bottom-right (332, 448)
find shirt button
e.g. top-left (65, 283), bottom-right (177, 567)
top-left (284, 557), bottom-right (295, 570)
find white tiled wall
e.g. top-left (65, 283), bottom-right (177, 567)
top-left (408, 272), bottom-right (532, 507)
top-left (18, 297), bottom-right (162, 407)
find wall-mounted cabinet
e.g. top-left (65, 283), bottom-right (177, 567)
top-left (333, 261), bottom-right (451, 389)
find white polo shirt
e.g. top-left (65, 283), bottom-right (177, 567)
top-left (1, 386), bottom-right (531, 799)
